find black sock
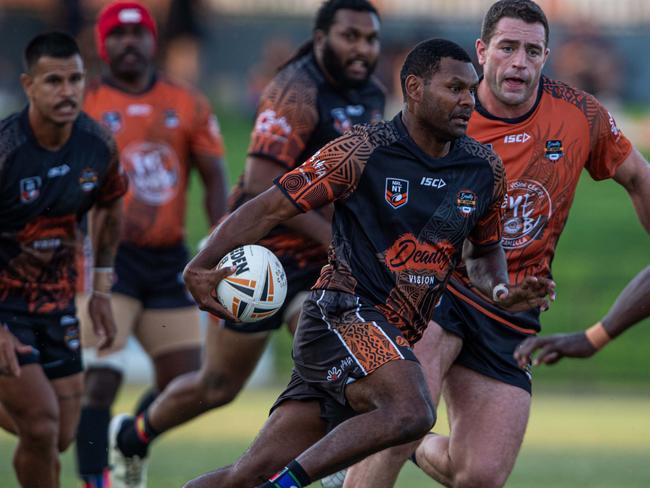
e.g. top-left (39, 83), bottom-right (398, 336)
top-left (116, 412), bottom-right (158, 458)
top-left (133, 388), bottom-right (158, 416)
top-left (263, 459), bottom-right (312, 487)
top-left (76, 406), bottom-right (110, 477)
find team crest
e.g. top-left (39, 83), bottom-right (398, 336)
top-left (456, 190), bottom-right (477, 217)
top-left (331, 107), bottom-right (353, 134)
top-left (79, 168), bottom-right (99, 192)
top-left (544, 140), bottom-right (564, 161)
top-left (164, 109), bottom-right (180, 128)
top-left (102, 111), bottom-right (122, 133)
top-left (20, 176), bottom-right (42, 203)
top-left (385, 178), bottom-right (409, 209)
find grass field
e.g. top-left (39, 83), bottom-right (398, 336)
top-left (1, 385), bottom-right (649, 487)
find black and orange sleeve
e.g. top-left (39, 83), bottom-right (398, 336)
top-left (584, 95), bottom-right (633, 180)
top-left (247, 70), bottom-right (319, 169)
top-left (469, 154), bottom-right (506, 247)
top-left (96, 139), bottom-right (128, 205)
top-left (274, 131), bottom-right (373, 212)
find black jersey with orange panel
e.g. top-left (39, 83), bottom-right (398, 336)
top-left (276, 113), bottom-right (505, 344)
top-left (449, 76), bottom-right (633, 332)
top-left (231, 53), bottom-right (385, 268)
top-left (0, 108), bottom-right (127, 315)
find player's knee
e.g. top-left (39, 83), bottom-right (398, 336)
top-left (82, 367), bottom-right (122, 407)
top-left (199, 371), bottom-right (242, 407)
top-left (389, 396), bottom-right (436, 443)
top-left (57, 428), bottom-right (76, 452)
top-left (453, 465), bottom-right (508, 488)
top-left (19, 413), bottom-right (59, 449)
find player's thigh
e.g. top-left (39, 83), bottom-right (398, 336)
top-left (413, 319), bottom-right (463, 404)
top-left (444, 364), bottom-right (531, 479)
top-left (201, 317), bottom-right (270, 391)
top-left (51, 371), bottom-right (84, 450)
top-left (0, 364), bottom-right (60, 437)
top-left (79, 292), bottom-right (141, 352)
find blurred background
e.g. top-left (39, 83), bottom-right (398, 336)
top-left (0, 0), bottom-right (648, 486)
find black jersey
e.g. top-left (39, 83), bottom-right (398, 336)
top-left (231, 53), bottom-right (385, 268)
top-left (276, 113), bottom-right (506, 344)
top-left (0, 108), bottom-right (128, 315)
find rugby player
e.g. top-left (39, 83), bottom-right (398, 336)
top-left (74, 2), bottom-right (228, 487)
top-left (182, 38), bottom-right (554, 488)
top-left (107, 1), bottom-right (384, 486)
top-left (0, 32), bottom-right (127, 488)
top-left (344, 1), bottom-right (650, 487)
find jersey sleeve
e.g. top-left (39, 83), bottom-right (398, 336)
top-left (189, 92), bottom-right (225, 158)
top-left (96, 138), bottom-right (129, 205)
top-left (584, 95), bottom-right (633, 180)
top-left (274, 130), bottom-right (372, 212)
top-left (468, 154), bottom-right (506, 247)
top-left (248, 69), bottom-right (319, 169)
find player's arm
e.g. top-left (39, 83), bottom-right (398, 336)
top-left (515, 266), bottom-right (650, 367)
top-left (193, 152), bottom-right (229, 226)
top-left (612, 147), bottom-right (650, 234)
top-left (184, 131), bottom-right (370, 319)
top-left (463, 240), bottom-right (554, 312)
top-left (243, 155), bottom-right (332, 246)
top-left (88, 197), bottom-right (123, 350)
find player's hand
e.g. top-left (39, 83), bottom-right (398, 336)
top-left (88, 292), bottom-right (117, 351)
top-left (514, 332), bottom-right (597, 368)
top-left (0, 324), bottom-right (33, 377)
top-left (183, 264), bottom-right (239, 322)
top-left (494, 276), bottom-right (556, 312)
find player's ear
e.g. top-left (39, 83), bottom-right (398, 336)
top-left (313, 29), bottom-right (326, 54)
top-left (475, 38), bottom-right (488, 66)
top-left (404, 74), bottom-right (423, 103)
top-left (20, 72), bottom-right (33, 97)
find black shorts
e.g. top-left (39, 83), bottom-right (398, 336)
top-left (113, 242), bottom-right (195, 309)
top-left (434, 285), bottom-right (540, 393)
top-left (223, 254), bottom-right (323, 334)
top-left (0, 310), bottom-right (82, 379)
top-left (271, 290), bottom-right (417, 430)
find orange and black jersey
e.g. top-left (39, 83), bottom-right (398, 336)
top-left (450, 76), bottom-right (633, 332)
top-left (84, 75), bottom-right (224, 248)
top-left (0, 108), bottom-right (127, 314)
top-left (276, 114), bottom-right (505, 344)
top-left (230, 53), bottom-right (385, 267)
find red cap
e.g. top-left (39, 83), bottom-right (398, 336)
top-left (95, 1), bottom-right (157, 62)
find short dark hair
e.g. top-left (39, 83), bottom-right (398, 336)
top-left (314, 0), bottom-right (380, 33)
top-left (481, 0), bottom-right (549, 47)
top-left (23, 32), bottom-right (81, 72)
top-left (400, 38), bottom-right (472, 99)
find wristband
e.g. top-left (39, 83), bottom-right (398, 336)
top-left (92, 267), bottom-right (114, 294)
top-left (91, 290), bottom-right (112, 299)
top-left (585, 321), bottom-right (611, 350)
top-left (492, 283), bottom-right (509, 302)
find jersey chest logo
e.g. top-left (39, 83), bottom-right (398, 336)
top-left (502, 179), bottom-right (552, 249)
top-left (385, 178), bottom-right (409, 209)
top-left (544, 140), bottom-right (564, 161)
top-left (456, 190), bottom-right (477, 217)
top-left (102, 111), bottom-right (122, 133)
top-left (20, 176), bottom-right (42, 203)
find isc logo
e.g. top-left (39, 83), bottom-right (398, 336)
top-left (504, 133), bottom-right (531, 144)
top-left (420, 177), bottom-right (446, 189)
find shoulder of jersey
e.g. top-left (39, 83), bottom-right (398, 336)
top-left (367, 74), bottom-right (388, 96)
top-left (76, 111), bottom-right (115, 150)
top-left (349, 119), bottom-right (401, 148)
top-left (457, 135), bottom-right (501, 165)
top-left (542, 75), bottom-right (597, 113)
top-left (0, 112), bottom-right (27, 166)
top-left (272, 55), bottom-right (320, 91)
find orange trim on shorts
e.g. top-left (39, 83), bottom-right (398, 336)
top-left (447, 284), bottom-right (537, 335)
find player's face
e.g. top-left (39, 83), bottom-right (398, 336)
top-left (477, 17), bottom-right (549, 109)
top-left (419, 58), bottom-right (478, 140)
top-left (316, 9), bottom-right (380, 88)
top-left (21, 54), bottom-right (85, 126)
top-left (104, 24), bottom-right (155, 80)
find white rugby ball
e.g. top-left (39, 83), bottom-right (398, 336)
top-left (216, 245), bottom-right (287, 323)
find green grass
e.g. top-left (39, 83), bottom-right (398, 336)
top-left (1, 386), bottom-right (649, 487)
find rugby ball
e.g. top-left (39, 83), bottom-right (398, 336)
top-left (216, 245), bottom-right (287, 323)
